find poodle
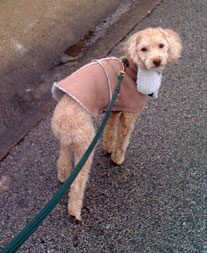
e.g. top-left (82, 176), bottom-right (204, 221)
top-left (51, 27), bottom-right (182, 221)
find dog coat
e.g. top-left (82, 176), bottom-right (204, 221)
top-left (52, 57), bottom-right (148, 117)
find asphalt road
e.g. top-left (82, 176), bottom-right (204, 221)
top-left (0, 0), bottom-right (207, 252)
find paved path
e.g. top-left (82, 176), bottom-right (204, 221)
top-left (0, 0), bottom-right (207, 252)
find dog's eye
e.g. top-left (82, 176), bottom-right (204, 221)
top-left (141, 47), bottom-right (147, 52)
top-left (159, 43), bottom-right (164, 48)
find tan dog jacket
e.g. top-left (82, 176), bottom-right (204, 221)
top-left (52, 57), bottom-right (147, 117)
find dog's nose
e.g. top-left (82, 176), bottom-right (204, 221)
top-left (153, 59), bottom-right (161, 67)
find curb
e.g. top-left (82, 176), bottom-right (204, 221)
top-left (0, 0), bottom-right (162, 161)
top-left (0, 0), bottom-right (120, 159)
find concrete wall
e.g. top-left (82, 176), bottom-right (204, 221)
top-left (0, 0), bottom-right (120, 93)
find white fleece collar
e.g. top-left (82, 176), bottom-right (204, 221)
top-left (136, 67), bottom-right (162, 98)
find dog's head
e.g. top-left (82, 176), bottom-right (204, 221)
top-left (123, 27), bottom-right (182, 70)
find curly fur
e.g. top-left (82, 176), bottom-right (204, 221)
top-left (51, 27), bottom-right (182, 221)
top-left (123, 27), bottom-right (182, 69)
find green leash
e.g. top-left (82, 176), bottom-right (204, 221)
top-left (1, 62), bottom-right (127, 253)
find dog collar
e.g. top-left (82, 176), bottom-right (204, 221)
top-left (136, 67), bottom-right (162, 98)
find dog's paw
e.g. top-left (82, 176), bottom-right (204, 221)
top-left (70, 215), bottom-right (82, 224)
top-left (68, 205), bottom-right (82, 222)
top-left (57, 168), bottom-right (69, 183)
top-left (103, 142), bottom-right (114, 154)
top-left (57, 160), bottom-right (71, 183)
top-left (111, 150), bottom-right (125, 165)
top-left (58, 173), bottom-right (67, 183)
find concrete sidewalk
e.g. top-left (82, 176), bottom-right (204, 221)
top-left (0, 0), bottom-right (120, 160)
top-left (0, 0), bottom-right (120, 89)
top-left (0, 0), bottom-right (160, 161)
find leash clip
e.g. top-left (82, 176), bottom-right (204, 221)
top-left (120, 58), bottom-right (129, 76)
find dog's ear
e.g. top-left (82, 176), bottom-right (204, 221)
top-left (122, 32), bottom-right (143, 65)
top-left (160, 28), bottom-right (182, 64)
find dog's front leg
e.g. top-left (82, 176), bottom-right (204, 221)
top-left (57, 144), bottom-right (73, 183)
top-left (111, 112), bottom-right (139, 165)
top-left (103, 111), bottom-right (122, 154)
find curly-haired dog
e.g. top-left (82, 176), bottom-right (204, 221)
top-left (51, 27), bottom-right (182, 221)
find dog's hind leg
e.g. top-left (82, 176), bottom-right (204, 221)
top-left (103, 111), bottom-right (121, 154)
top-left (111, 112), bottom-right (138, 165)
top-left (68, 123), bottom-right (95, 221)
top-left (52, 94), bottom-right (95, 220)
top-left (57, 144), bottom-right (73, 183)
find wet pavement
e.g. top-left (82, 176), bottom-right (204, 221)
top-left (0, 0), bottom-right (207, 252)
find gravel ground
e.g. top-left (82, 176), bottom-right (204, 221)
top-left (0, 0), bottom-right (207, 252)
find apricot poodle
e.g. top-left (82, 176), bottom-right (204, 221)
top-left (51, 27), bottom-right (182, 221)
